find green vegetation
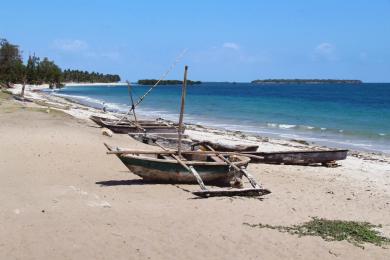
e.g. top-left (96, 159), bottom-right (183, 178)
top-left (0, 89), bottom-right (12, 100)
top-left (0, 39), bottom-right (25, 87)
top-left (251, 79), bottom-right (362, 84)
top-left (244, 217), bottom-right (390, 248)
top-left (137, 79), bottom-right (201, 85)
top-left (25, 55), bottom-right (62, 87)
top-left (62, 69), bottom-right (120, 83)
top-left (0, 38), bottom-right (121, 88)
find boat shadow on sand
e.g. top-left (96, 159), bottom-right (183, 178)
top-left (95, 178), bottom-right (269, 200)
top-left (95, 178), bottom-right (232, 187)
top-left (96, 179), bottom-right (166, 186)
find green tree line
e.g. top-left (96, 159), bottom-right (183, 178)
top-left (251, 79), bottom-right (362, 84)
top-left (0, 38), bottom-right (121, 88)
top-left (62, 69), bottom-right (120, 83)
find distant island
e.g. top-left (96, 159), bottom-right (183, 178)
top-left (251, 79), bottom-right (363, 84)
top-left (137, 79), bottom-right (202, 85)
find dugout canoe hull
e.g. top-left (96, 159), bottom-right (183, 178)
top-left (243, 149), bottom-right (348, 165)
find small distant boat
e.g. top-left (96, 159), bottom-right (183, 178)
top-left (241, 149), bottom-right (348, 165)
top-left (90, 115), bottom-right (179, 134)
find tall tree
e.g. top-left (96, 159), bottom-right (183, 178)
top-left (26, 54), bottom-right (40, 84)
top-left (0, 39), bottom-right (25, 87)
top-left (39, 57), bottom-right (62, 88)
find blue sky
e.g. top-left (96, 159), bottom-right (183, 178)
top-left (1, 0), bottom-right (389, 82)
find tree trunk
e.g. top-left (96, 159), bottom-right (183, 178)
top-left (21, 81), bottom-right (26, 97)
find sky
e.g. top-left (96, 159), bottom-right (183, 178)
top-left (1, 0), bottom-right (389, 82)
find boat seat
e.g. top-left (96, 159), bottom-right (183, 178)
top-left (209, 155), bottom-right (224, 163)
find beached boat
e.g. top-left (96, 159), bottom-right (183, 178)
top-left (105, 144), bottom-right (250, 183)
top-left (128, 133), bottom-right (259, 152)
top-left (105, 143), bottom-right (270, 197)
top-left (129, 132), bottom-right (346, 166)
top-left (129, 132), bottom-right (192, 149)
top-left (90, 115), bottom-right (179, 134)
top-left (241, 149), bottom-right (348, 165)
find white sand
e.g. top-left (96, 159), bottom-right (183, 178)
top-left (1, 86), bottom-right (389, 259)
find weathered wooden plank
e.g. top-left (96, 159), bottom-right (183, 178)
top-left (192, 188), bottom-right (271, 198)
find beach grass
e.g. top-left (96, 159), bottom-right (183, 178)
top-left (0, 89), bottom-right (12, 100)
top-left (0, 90), bottom-right (67, 116)
top-left (244, 217), bottom-right (390, 248)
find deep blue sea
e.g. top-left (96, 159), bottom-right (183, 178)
top-left (48, 83), bottom-right (390, 153)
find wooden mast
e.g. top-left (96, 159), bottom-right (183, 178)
top-left (126, 80), bottom-right (139, 126)
top-left (177, 65), bottom-right (188, 157)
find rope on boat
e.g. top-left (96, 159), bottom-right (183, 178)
top-left (113, 49), bottom-right (188, 125)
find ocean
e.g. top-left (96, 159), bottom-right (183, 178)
top-left (47, 82), bottom-right (390, 154)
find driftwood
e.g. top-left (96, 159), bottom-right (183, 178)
top-left (193, 188), bottom-right (270, 198)
top-left (101, 128), bottom-right (113, 137)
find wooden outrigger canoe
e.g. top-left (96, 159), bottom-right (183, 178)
top-left (128, 133), bottom-right (259, 152)
top-left (105, 143), bottom-right (271, 197)
top-left (90, 115), bottom-right (179, 134)
top-left (129, 133), bottom-right (347, 166)
top-left (241, 149), bottom-right (348, 165)
top-left (105, 144), bottom-right (250, 183)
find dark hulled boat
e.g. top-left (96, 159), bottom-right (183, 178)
top-left (90, 115), bottom-right (179, 134)
top-left (242, 149), bottom-right (348, 165)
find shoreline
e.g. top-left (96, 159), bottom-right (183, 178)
top-left (63, 82), bottom-right (126, 87)
top-left (7, 83), bottom-right (390, 162)
top-left (52, 84), bottom-right (390, 155)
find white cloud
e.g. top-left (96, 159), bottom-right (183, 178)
top-left (315, 42), bottom-right (334, 55)
top-left (313, 42), bottom-right (337, 61)
top-left (222, 42), bottom-right (240, 50)
top-left (52, 39), bottom-right (88, 52)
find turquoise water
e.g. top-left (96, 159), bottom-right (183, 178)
top-left (49, 83), bottom-right (390, 153)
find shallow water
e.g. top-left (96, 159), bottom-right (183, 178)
top-left (49, 82), bottom-right (390, 153)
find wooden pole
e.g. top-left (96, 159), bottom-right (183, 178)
top-left (126, 81), bottom-right (138, 122)
top-left (20, 79), bottom-right (26, 98)
top-left (204, 144), bottom-right (261, 189)
top-left (155, 142), bottom-right (207, 190)
top-left (177, 65), bottom-right (188, 157)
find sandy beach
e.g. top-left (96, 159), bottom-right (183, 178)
top-left (1, 87), bottom-right (390, 259)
